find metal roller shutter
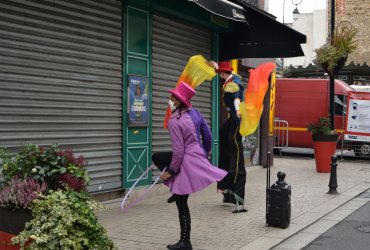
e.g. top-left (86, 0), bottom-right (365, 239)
top-left (0, 0), bottom-right (122, 193)
top-left (152, 14), bottom-right (213, 156)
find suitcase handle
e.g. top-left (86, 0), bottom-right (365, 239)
top-left (266, 151), bottom-right (271, 222)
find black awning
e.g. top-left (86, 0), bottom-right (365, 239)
top-left (219, 2), bottom-right (306, 59)
top-left (187, 0), bottom-right (306, 59)
top-left (187, 0), bottom-right (247, 23)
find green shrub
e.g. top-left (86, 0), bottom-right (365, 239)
top-left (0, 144), bottom-right (90, 191)
top-left (12, 190), bottom-right (116, 250)
top-left (307, 116), bottom-right (336, 135)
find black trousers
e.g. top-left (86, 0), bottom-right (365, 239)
top-left (152, 151), bottom-right (172, 172)
top-left (217, 118), bottom-right (246, 204)
top-left (174, 194), bottom-right (191, 242)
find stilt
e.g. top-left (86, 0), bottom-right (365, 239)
top-left (222, 189), bottom-right (248, 213)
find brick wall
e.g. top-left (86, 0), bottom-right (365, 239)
top-left (328, 0), bottom-right (370, 65)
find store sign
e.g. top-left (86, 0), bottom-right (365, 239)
top-left (344, 91), bottom-right (370, 142)
top-left (128, 75), bottom-right (149, 126)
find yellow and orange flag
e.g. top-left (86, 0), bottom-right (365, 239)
top-left (163, 55), bottom-right (216, 128)
top-left (239, 62), bottom-right (276, 136)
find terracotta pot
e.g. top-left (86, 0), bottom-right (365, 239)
top-left (0, 207), bottom-right (32, 249)
top-left (312, 134), bottom-right (338, 173)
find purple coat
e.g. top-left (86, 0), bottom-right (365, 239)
top-left (165, 108), bottom-right (227, 195)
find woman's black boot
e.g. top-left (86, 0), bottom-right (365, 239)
top-left (167, 194), bottom-right (176, 203)
top-left (167, 195), bottom-right (192, 250)
top-left (167, 240), bottom-right (192, 250)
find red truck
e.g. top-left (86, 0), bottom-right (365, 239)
top-left (274, 78), bottom-right (370, 157)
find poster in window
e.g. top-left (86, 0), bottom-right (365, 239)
top-left (128, 75), bottom-right (149, 126)
top-left (344, 91), bottom-right (370, 142)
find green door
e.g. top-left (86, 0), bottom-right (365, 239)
top-left (123, 6), bottom-right (152, 188)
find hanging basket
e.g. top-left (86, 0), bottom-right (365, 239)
top-left (320, 56), bottom-right (348, 75)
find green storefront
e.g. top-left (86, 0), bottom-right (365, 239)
top-left (123, 0), bottom-right (231, 189)
top-left (0, 0), bottom-right (305, 197)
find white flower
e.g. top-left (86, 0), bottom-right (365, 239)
top-left (31, 168), bottom-right (37, 173)
top-left (30, 235), bottom-right (37, 240)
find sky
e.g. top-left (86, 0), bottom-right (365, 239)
top-left (266, 0), bottom-right (327, 23)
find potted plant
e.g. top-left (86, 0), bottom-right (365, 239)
top-left (0, 177), bottom-right (46, 249)
top-left (315, 21), bottom-right (357, 75)
top-left (308, 116), bottom-right (338, 173)
top-left (0, 144), bottom-right (116, 249)
top-left (11, 190), bottom-right (115, 249)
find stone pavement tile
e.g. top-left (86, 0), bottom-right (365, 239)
top-left (341, 182), bottom-right (370, 197)
top-left (358, 189), bottom-right (370, 198)
top-left (309, 195), bottom-right (352, 213)
top-left (353, 197), bottom-right (370, 202)
top-left (264, 223), bottom-right (306, 238)
top-left (301, 219), bottom-right (339, 234)
top-left (322, 206), bottom-right (360, 221)
top-left (290, 212), bottom-right (324, 225)
top-left (271, 232), bottom-right (320, 250)
top-left (339, 199), bottom-right (369, 210)
top-left (239, 236), bottom-right (283, 250)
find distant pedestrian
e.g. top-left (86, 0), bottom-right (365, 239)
top-left (152, 81), bottom-right (227, 250)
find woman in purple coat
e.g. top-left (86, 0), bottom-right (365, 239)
top-left (152, 81), bottom-right (227, 250)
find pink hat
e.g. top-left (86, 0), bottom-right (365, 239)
top-left (216, 61), bottom-right (233, 73)
top-left (168, 81), bottom-right (196, 108)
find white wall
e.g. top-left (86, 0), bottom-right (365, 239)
top-left (284, 9), bottom-right (328, 68)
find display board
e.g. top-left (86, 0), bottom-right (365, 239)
top-left (344, 91), bottom-right (370, 142)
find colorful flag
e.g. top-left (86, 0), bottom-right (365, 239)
top-left (239, 62), bottom-right (276, 136)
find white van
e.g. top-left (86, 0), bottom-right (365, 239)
top-left (351, 85), bottom-right (370, 92)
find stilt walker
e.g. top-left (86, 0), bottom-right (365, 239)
top-left (211, 61), bottom-right (247, 213)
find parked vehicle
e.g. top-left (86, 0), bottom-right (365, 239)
top-left (274, 78), bottom-right (370, 157)
top-left (350, 85), bottom-right (370, 92)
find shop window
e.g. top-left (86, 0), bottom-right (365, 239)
top-left (335, 95), bottom-right (346, 116)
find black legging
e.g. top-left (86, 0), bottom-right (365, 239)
top-left (152, 151), bottom-right (172, 172)
top-left (174, 194), bottom-right (191, 242)
top-left (152, 153), bottom-right (191, 242)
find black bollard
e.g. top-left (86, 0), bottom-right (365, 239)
top-left (327, 155), bottom-right (339, 194)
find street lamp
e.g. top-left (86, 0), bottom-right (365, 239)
top-left (292, 0), bottom-right (302, 21)
top-left (281, 0), bottom-right (302, 76)
top-left (292, 6), bottom-right (300, 21)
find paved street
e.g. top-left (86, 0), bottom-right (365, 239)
top-left (98, 155), bottom-right (370, 250)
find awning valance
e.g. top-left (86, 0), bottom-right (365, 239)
top-left (188, 0), bottom-right (307, 59)
top-left (187, 0), bottom-right (247, 23)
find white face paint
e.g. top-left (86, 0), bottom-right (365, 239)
top-left (168, 99), bottom-right (177, 111)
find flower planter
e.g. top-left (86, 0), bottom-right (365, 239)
top-left (312, 134), bottom-right (339, 173)
top-left (0, 207), bottom-right (32, 249)
top-left (320, 56), bottom-right (347, 75)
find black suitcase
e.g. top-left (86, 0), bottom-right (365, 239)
top-left (266, 152), bottom-right (291, 229)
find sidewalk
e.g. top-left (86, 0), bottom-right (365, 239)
top-left (97, 156), bottom-right (370, 250)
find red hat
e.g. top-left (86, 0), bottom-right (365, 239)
top-left (216, 61), bottom-right (233, 73)
top-left (168, 81), bottom-right (196, 108)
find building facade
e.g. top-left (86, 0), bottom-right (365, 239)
top-left (284, 10), bottom-right (327, 68)
top-left (330, 0), bottom-right (370, 65)
top-left (0, 0), bottom-right (305, 198)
